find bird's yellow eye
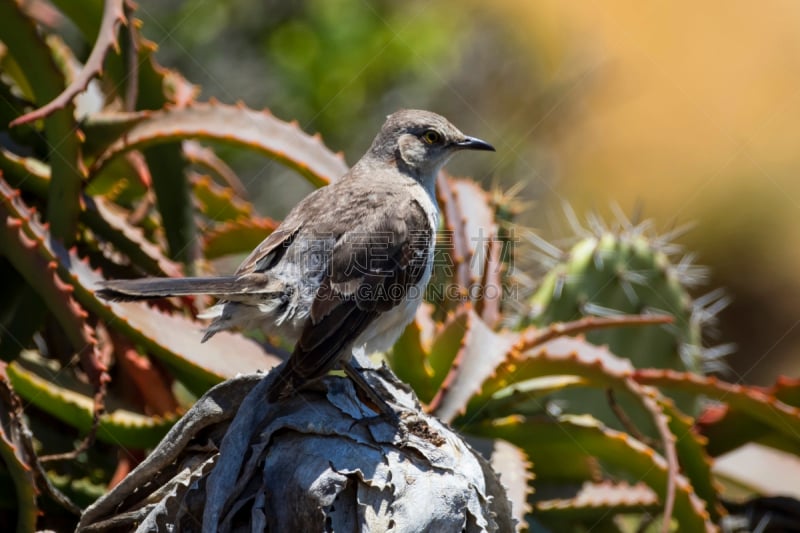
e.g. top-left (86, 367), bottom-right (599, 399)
top-left (422, 130), bottom-right (441, 144)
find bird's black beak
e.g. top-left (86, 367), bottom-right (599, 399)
top-left (456, 136), bottom-right (495, 152)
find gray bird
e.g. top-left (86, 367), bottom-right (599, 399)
top-left (97, 109), bottom-right (494, 405)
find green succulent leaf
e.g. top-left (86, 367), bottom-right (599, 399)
top-left (388, 304), bottom-right (437, 401)
top-left (7, 352), bottom-right (177, 449)
top-left (0, 177), bottom-right (279, 394)
top-left (201, 216), bottom-right (279, 260)
top-left (636, 369), bottom-right (800, 452)
top-left (468, 414), bottom-right (715, 532)
top-left (191, 173), bottom-right (254, 222)
top-left (0, 365), bottom-right (39, 533)
top-left (0, 0), bottom-right (84, 244)
top-left (87, 102), bottom-right (349, 188)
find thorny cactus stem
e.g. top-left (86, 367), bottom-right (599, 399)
top-left (77, 356), bottom-right (515, 532)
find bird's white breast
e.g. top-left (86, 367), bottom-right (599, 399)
top-left (358, 182), bottom-right (439, 356)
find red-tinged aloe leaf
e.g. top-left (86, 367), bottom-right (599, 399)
top-left (0, 148), bottom-right (49, 197)
top-left (183, 140), bottom-right (247, 197)
top-left (0, 194), bottom-right (111, 455)
top-left (657, 396), bottom-right (725, 522)
top-left (467, 337), bottom-right (635, 411)
top-left (0, 150), bottom-right (180, 277)
top-left (464, 315), bottom-right (672, 409)
top-left (0, 0), bottom-right (84, 243)
top-left (47, 0), bottom-right (105, 43)
top-left (467, 436), bottom-right (532, 530)
top-left (191, 172), bottom-right (253, 222)
top-left (535, 481), bottom-right (660, 523)
top-left (85, 152), bottom-right (149, 202)
top-left (429, 308), bottom-right (517, 422)
top-left (0, 363), bottom-right (39, 533)
top-left (448, 177), bottom-right (500, 281)
top-left (18, 0), bottom-right (62, 27)
top-left (434, 176), bottom-right (504, 326)
top-left (461, 334), bottom-right (685, 529)
top-left (492, 441), bottom-right (532, 531)
top-left (120, 25), bottom-right (199, 266)
top-left (476, 235), bottom-right (504, 327)
top-left (82, 110), bottom-right (148, 157)
top-left (87, 102), bottom-right (349, 187)
top-left (202, 216), bottom-right (279, 259)
top-left (435, 174), bottom-right (473, 291)
top-left (0, 177), bottom-right (278, 394)
top-left (85, 195), bottom-right (183, 277)
top-left (116, 338), bottom-right (179, 415)
top-left (635, 369), bottom-right (800, 449)
top-left (695, 404), bottom-right (792, 457)
top-left (10, 0), bottom-right (126, 127)
top-left (0, 199), bottom-right (107, 384)
top-left (148, 141), bottom-right (198, 266)
top-left (0, 281), bottom-right (46, 360)
top-left (766, 376), bottom-right (800, 407)
top-left (7, 351), bottom-right (177, 449)
top-left (426, 305), bottom-right (470, 397)
top-left (388, 303), bottom-right (437, 400)
top-left (0, 74), bottom-right (46, 153)
top-left (470, 415), bottom-right (716, 532)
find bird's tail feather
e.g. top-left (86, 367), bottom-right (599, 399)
top-left (96, 276), bottom-right (246, 302)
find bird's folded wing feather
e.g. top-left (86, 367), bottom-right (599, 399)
top-left (287, 198), bottom-right (432, 382)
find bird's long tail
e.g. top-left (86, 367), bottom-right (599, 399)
top-left (96, 276), bottom-right (245, 302)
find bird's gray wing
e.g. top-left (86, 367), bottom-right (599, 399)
top-left (234, 226), bottom-right (300, 275)
top-left (268, 198), bottom-right (432, 399)
top-left (97, 215), bottom-right (302, 301)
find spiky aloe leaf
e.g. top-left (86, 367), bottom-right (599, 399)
top-left (771, 376), bottom-right (800, 406)
top-left (467, 437), bottom-right (532, 530)
top-left (387, 303), bottom-right (435, 389)
top-left (696, 377), bottom-right (800, 457)
top-left (0, 149), bottom-right (49, 197)
top-left (436, 175), bottom-right (496, 289)
top-left (657, 396), bottom-right (724, 522)
top-left (0, 149), bottom-right (182, 277)
top-left (635, 370), bottom-right (800, 451)
top-left (183, 140), bottom-right (247, 197)
top-left (0, 185), bottom-right (107, 384)
top-left (10, 0), bottom-right (126, 127)
top-left (426, 307), bottom-right (470, 397)
top-left (0, 364), bottom-right (38, 533)
top-left (535, 481), bottom-right (659, 526)
top-left (47, 0), bottom-right (106, 48)
top-left (432, 175), bottom-right (508, 324)
top-left (445, 315), bottom-right (685, 528)
top-left (697, 377), bottom-right (800, 457)
top-left (0, 280), bottom-right (46, 360)
top-left (0, 177), bottom-right (278, 394)
top-left (428, 307), bottom-right (518, 422)
top-left (191, 173), bottom-right (253, 222)
top-left (86, 196), bottom-right (184, 278)
top-left (0, 0), bottom-right (84, 243)
top-left (7, 351), bottom-right (176, 448)
top-left (201, 216), bottom-right (280, 260)
top-left (463, 317), bottom-right (670, 416)
top-left (86, 102), bottom-right (349, 188)
top-left (471, 414), bottom-right (716, 532)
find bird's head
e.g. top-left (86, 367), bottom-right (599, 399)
top-left (366, 109), bottom-right (494, 186)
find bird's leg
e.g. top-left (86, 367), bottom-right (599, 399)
top-left (341, 360), bottom-right (399, 423)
